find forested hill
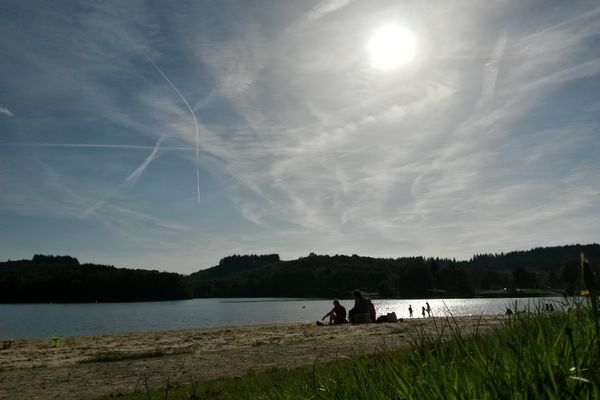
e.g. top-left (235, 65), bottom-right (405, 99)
top-left (2, 244), bottom-right (599, 303)
top-left (187, 244), bottom-right (600, 299)
top-left (0, 255), bottom-right (192, 303)
top-left (189, 254), bottom-right (281, 280)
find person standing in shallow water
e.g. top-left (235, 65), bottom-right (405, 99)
top-left (408, 304), bottom-right (413, 318)
top-left (426, 301), bottom-right (431, 317)
top-left (421, 306), bottom-right (426, 318)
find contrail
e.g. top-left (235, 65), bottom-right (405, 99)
top-left (126, 135), bottom-right (164, 185)
top-left (0, 142), bottom-right (195, 151)
top-left (80, 136), bottom-right (167, 218)
top-left (1, 141), bottom-right (376, 155)
top-left (145, 55), bottom-right (201, 203)
top-left (81, 198), bottom-right (109, 218)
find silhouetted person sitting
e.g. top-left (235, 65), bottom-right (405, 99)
top-left (367, 299), bottom-right (376, 323)
top-left (321, 299), bottom-right (348, 325)
top-left (348, 289), bottom-right (371, 324)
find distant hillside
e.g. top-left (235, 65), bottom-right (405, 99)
top-left (469, 244), bottom-right (600, 271)
top-left (186, 244), bottom-right (600, 299)
top-left (2, 244), bottom-right (598, 303)
top-left (0, 255), bottom-right (193, 303)
top-left (189, 254), bottom-right (281, 280)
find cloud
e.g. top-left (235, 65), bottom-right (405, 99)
top-left (1, 0), bottom-right (599, 270)
top-left (0, 156), bottom-right (192, 253)
top-left (477, 32), bottom-right (507, 108)
top-left (305, 0), bottom-right (354, 22)
top-left (195, 1), bottom-right (600, 260)
top-left (0, 106), bottom-right (14, 116)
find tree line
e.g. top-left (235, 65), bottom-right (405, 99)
top-left (1, 244), bottom-right (598, 302)
top-left (0, 255), bottom-right (192, 303)
top-left (187, 244), bottom-right (600, 299)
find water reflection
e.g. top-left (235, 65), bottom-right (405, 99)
top-left (373, 297), bottom-right (567, 319)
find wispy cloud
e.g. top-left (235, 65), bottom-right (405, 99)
top-left (189, 0), bottom-right (600, 259)
top-left (306, 0), bottom-right (354, 22)
top-left (477, 32), bottom-right (507, 108)
top-left (0, 106), bottom-right (13, 117)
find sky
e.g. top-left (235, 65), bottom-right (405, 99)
top-left (1, 0), bottom-right (599, 274)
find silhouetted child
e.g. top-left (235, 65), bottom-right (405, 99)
top-left (421, 306), bottom-right (426, 318)
top-left (408, 304), bottom-right (413, 318)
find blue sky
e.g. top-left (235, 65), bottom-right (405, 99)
top-left (1, 0), bottom-right (599, 273)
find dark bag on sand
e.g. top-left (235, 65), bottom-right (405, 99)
top-left (376, 312), bottom-right (398, 323)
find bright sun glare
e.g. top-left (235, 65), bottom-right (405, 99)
top-left (368, 25), bottom-right (417, 70)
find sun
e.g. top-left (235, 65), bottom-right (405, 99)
top-left (368, 25), bottom-right (417, 70)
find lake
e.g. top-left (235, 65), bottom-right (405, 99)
top-left (0, 297), bottom-right (566, 339)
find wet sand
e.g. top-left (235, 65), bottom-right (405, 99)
top-left (0, 315), bottom-right (506, 400)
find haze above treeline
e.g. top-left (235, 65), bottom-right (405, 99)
top-left (1, 244), bottom-right (598, 303)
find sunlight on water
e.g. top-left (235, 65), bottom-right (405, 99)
top-left (374, 297), bottom-right (567, 319)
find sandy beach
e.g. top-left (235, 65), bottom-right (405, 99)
top-left (0, 315), bottom-right (506, 400)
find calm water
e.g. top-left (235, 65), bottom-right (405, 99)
top-left (0, 297), bottom-right (565, 339)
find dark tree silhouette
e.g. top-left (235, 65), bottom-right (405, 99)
top-left (2, 244), bottom-right (599, 302)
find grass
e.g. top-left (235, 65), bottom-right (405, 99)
top-left (99, 366), bottom-right (318, 399)
top-left (321, 306), bottom-right (600, 399)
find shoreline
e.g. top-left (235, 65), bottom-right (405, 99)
top-left (0, 315), bottom-right (507, 400)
